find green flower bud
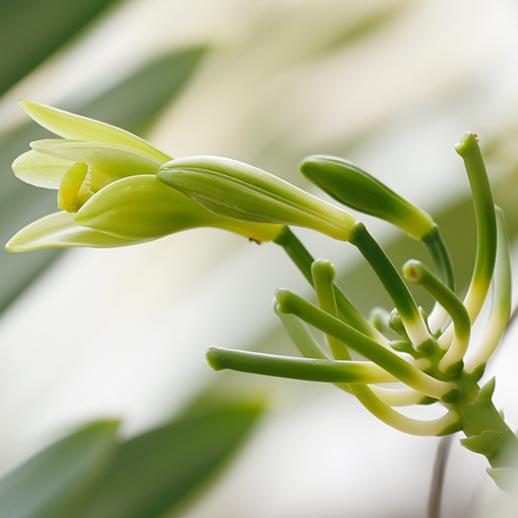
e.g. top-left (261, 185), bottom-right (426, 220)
top-left (158, 156), bottom-right (356, 240)
top-left (300, 155), bottom-right (435, 240)
top-left (6, 101), bottom-right (282, 252)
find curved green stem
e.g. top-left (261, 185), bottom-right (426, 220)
top-left (275, 308), bottom-right (328, 360)
top-left (465, 207), bottom-right (512, 374)
top-left (312, 259), bottom-right (351, 360)
top-left (423, 227), bottom-right (455, 291)
top-left (351, 387), bottom-right (458, 436)
top-left (370, 386), bottom-right (432, 407)
top-left (207, 348), bottom-right (399, 384)
top-left (274, 226), bottom-right (385, 342)
top-left (349, 223), bottom-right (431, 348)
top-left (276, 290), bottom-right (455, 399)
top-left (403, 260), bottom-right (469, 373)
top-left (440, 133), bottom-right (498, 346)
top-left (456, 132), bottom-right (497, 321)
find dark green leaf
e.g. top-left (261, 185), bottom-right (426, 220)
top-left (0, 46), bottom-right (207, 312)
top-left (0, 420), bottom-right (120, 518)
top-left (0, 0), bottom-right (119, 96)
top-left (77, 400), bottom-right (264, 518)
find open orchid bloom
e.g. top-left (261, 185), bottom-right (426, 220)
top-left (6, 101), bottom-right (282, 252)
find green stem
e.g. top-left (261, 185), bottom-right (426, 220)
top-left (311, 259), bottom-right (351, 360)
top-left (465, 207), bottom-right (512, 375)
top-left (423, 226), bottom-right (455, 291)
top-left (455, 132), bottom-right (497, 321)
top-left (207, 348), bottom-right (398, 384)
top-left (403, 260), bottom-right (469, 373)
top-left (274, 226), bottom-right (381, 341)
top-left (276, 290), bottom-right (455, 399)
top-left (275, 308), bottom-right (328, 360)
top-left (349, 223), bottom-right (431, 348)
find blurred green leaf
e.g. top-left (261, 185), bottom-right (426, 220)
top-left (77, 399), bottom-right (264, 518)
top-left (0, 46), bottom-right (207, 312)
top-left (0, 420), bottom-right (120, 518)
top-left (0, 0), bottom-right (119, 96)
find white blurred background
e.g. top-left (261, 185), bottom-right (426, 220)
top-left (0, 0), bottom-right (517, 516)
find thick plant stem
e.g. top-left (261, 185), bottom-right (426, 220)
top-left (452, 376), bottom-right (518, 490)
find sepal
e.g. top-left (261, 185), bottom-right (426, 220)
top-left (461, 430), bottom-right (505, 456)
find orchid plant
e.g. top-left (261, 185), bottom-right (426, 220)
top-left (8, 102), bottom-right (518, 491)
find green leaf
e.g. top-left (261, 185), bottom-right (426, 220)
top-left (77, 400), bottom-right (264, 518)
top-left (0, 0), bottom-right (118, 96)
top-left (0, 46), bottom-right (207, 312)
top-left (0, 420), bottom-right (120, 518)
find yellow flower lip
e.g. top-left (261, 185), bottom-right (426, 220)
top-left (57, 162), bottom-right (94, 213)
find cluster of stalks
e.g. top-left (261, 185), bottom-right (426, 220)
top-left (204, 133), bottom-right (517, 490)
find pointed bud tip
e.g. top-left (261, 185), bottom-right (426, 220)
top-left (18, 99), bottom-right (44, 117)
top-left (5, 234), bottom-right (28, 253)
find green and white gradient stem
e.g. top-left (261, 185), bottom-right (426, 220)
top-left (351, 389), bottom-right (458, 436)
top-left (207, 348), bottom-right (401, 384)
top-left (275, 308), bottom-right (328, 360)
top-left (273, 226), bottom-right (387, 344)
top-left (349, 223), bottom-right (431, 349)
top-left (465, 208), bottom-right (512, 375)
top-left (403, 260), bottom-right (469, 373)
top-left (369, 387), bottom-right (432, 407)
top-left (276, 306), bottom-right (431, 408)
top-left (455, 132), bottom-right (497, 322)
top-left (276, 290), bottom-right (455, 400)
top-left (440, 133), bottom-right (497, 346)
top-left (312, 259), bottom-right (352, 360)
top-left (422, 226), bottom-right (455, 291)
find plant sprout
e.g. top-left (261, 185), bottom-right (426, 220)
top-left (7, 103), bottom-right (518, 491)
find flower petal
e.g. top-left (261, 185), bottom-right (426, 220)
top-left (30, 139), bottom-right (162, 190)
top-left (57, 162), bottom-right (92, 213)
top-left (5, 211), bottom-right (139, 252)
top-left (74, 175), bottom-right (215, 239)
top-left (20, 100), bottom-right (170, 162)
top-left (12, 150), bottom-right (73, 189)
top-left (75, 174), bottom-right (283, 243)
